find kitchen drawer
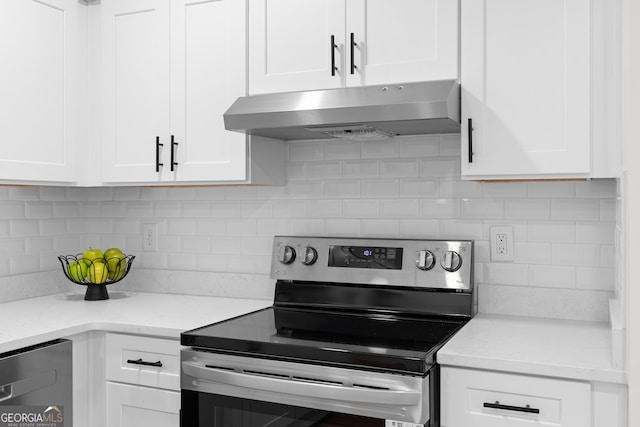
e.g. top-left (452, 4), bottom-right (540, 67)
top-left (105, 333), bottom-right (180, 391)
top-left (441, 367), bottom-right (591, 427)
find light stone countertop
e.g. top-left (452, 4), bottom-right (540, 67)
top-left (437, 313), bottom-right (626, 384)
top-left (0, 290), bottom-right (271, 353)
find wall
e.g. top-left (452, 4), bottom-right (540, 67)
top-left (0, 135), bottom-right (616, 321)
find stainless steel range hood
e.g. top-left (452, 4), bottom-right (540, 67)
top-left (224, 80), bottom-right (460, 141)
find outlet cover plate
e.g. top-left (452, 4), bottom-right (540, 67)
top-left (490, 226), bottom-right (514, 261)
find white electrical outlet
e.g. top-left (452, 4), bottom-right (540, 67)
top-left (142, 223), bottom-right (158, 252)
top-left (490, 226), bottom-right (514, 261)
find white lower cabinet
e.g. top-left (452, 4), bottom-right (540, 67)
top-left (441, 367), bottom-right (591, 427)
top-left (106, 382), bottom-right (180, 427)
top-left (104, 333), bottom-right (181, 427)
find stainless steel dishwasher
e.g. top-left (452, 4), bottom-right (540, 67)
top-left (0, 339), bottom-right (72, 426)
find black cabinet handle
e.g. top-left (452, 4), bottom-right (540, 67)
top-left (155, 136), bottom-right (164, 172)
top-left (467, 118), bottom-right (474, 163)
top-left (330, 35), bottom-right (337, 76)
top-left (350, 33), bottom-right (357, 74)
top-left (170, 135), bottom-right (178, 172)
top-left (127, 358), bottom-right (163, 368)
top-left (483, 401), bottom-right (540, 414)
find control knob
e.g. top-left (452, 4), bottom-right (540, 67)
top-left (276, 245), bottom-right (296, 264)
top-left (299, 246), bottom-right (318, 265)
top-left (415, 250), bottom-right (435, 271)
top-left (440, 251), bottom-right (462, 272)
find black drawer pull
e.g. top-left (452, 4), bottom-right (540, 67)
top-left (468, 118), bottom-right (474, 163)
top-left (170, 134), bottom-right (178, 171)
top-left (155, 136), bottom-right (164, 172)
top-left (350, 32), bottom-right (357, 74)
top-left (483, 401), bottom-right (540, 414)
top-left (127, 358), bottom-right (163, 368)
top-left (330, 35), bottom-right (337, 76)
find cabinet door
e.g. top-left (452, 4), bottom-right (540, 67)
top-left (460, 0), bottom-right (591, 179)
top-left (0, 0), bottom-right (81, 183)
top-left (248, 0), bottom-right (345, 94)
top-left (101, 0), bottom-right (171, 183)
top-left (106, 382), bottom-right (179, 427)
top-left (346, 0), bottom-right (458, 87)
top-left (170, 0), bottom-right (248, 182)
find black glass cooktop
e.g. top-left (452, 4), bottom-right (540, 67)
top-left (181, 306), bottom-right (466, 375)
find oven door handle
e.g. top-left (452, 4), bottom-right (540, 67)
top-left (182, 362), bottom-right (420, 405)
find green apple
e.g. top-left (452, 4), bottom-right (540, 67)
top-left (82, 248), bottom-right (104, 266)
top-left (68, 260), bottom-right (88, 282)
top-left (104, 248), bottom-right (126, 280)
top-left (87, 262), bottom-right (108, 284)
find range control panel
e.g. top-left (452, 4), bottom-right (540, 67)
top-left (270, 236), bottom-right (473, 292)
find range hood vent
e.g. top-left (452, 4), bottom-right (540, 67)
top-left (224, 80), bottom-right (460, 141)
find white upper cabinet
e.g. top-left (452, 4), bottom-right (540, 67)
top-left (248, 0), bottom-right (459, 95)
top-left (0, 0), bottom-right (83, 184)
top-left (101, 0), bottom-right (284, 185)
top-left (460, 0), bottom-right (620, 180)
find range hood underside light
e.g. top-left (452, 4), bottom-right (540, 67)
top-left (304, 125), bottom-right (396, 141)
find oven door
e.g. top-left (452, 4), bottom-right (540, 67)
top-left (181, 349), bottom-right (430, 427)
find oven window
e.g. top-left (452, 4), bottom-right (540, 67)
top-left (181, 390), bottom-right (400, 427)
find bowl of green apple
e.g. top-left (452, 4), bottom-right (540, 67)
top-left (58, 247), bottom-right (135, 301)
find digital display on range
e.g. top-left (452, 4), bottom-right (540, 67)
top-left (328, 245), bottom-right (403, 269)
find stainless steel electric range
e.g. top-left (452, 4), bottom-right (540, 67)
top-left (180, 236), bottom-right (475, 427)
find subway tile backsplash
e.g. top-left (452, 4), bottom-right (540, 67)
top-left (0, 135), bottom-right (618, 321)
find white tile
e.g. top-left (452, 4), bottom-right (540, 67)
top-left (308, 200), bottom-right (343, 218)
top-left (343, 200), bottom-right (380, 218)
top-left (551, 199), bottom-right (600, 221)
top-left (85, 187), bottom-right (114, 201)
top-left (419, 157), bottom-right (460, 178)
top-left (290, 219), bottom-right (325, 235)
top-left (398, 219), bottom-right (439, 238)
top-left (420, 199), bottom-right (460, 218)
top-left (474, 241), bottom-right (490, 262)
top-left (181, 236), bottom-right (211, 253)
top-left (0, 202), bottom-right (25, 219)
top-left (167, 187), bottom-right (196, 201)
top-left (399, 179), bottom-right (439, 198)
top-left (196, 219), bottom-right (226, 236)
top-left (195, 254), bottom-right (228, 271)
top-left (167, 219), bottom-right (197, 235)
top-left (211, 237), bottom-right (242, 254)
top-left (439, 134), bottom-right (461, 156)
top-left (10, 220), bottom-right (39, 237)
top-left (272, 200), bottom-right (307, 218)
top-left (256, 186), bottom-right (290, 201)
top-left (125, 202), bottom-right (153, 218)
top-left (361, 140), bottom-right (398, 159)
top-left (461, 199), bottom-right (504, 219)
top-left (342, 160), bottom-right (379, 178)
top-left (286, 162), bottom-right (307, 181)
top-left (325, 219), bottom-right (361, 236)
top-left (194, 186), bottom-right (227, 201)
top-left (397, 136), bottom-right (439, 158)
top-left (483, 263), bottom-right (529, 286)
top-left (362, 180), bottom-right (399, 198)
top-left (482, 221), bottom-right (528, 241)
top-left (227, 255), bottom-right (259, 274)
top-left (140, 188), bottom-right (168, 201)
top-left (226, 219), bottom-right (257, 236)
top-left (167, 252), bottom-right (198, 270)
top-left (53, 202), bottom-right (80, 218)
top-left (600, 199), bottom-right (616, 221)
top-left (528, 222), bottom-right (575, 243)
top-left (182, 201), bottom-right (211, 218)
top-left (0, 239), bottom-right (25, 256)
top-left (324, 141), bottom-right (361, 160)
top-left (482, 182), bottom-right (527, 198)
top-left (288, 142), bottom-right (324, 161)
top-left (380, 159), bottom-right (419, 178)
top-left (324, 180), bottom-right (361, 198)
top-left (226, 186), bottom-right (257, 201)
top-left (154, 201), bottom-right (183, 217)
top-left (241, 237), bottom-right (273, 255)
top-left (575, 179), bottom-right (616, 198)
top-left (380, 199), bottom-right (419, 218)
top-left (439, 179), bottom-right (483, 198)
top-left (504, 199), bottom-right (550, 220)
top-left (256, 219), bottom-right (290, 236)
top-left (211, 201), bottom-right (241, 218)
top-left (289, 182), bottom-right (325, 199)
top-left (576, 267), bottom-right (614, 291)
top-left (11, 255), bottom-right (35, 275)
top-left (527, 181), bottom-right (575, 198)
top-left (440, 220), bottom-right (483, 240)
top-left (8, 187), bottom-right (39, 201)
top-left (306, 161), bottom-right (343, 180)
top-left (514, 242), bottom-right (552, 265)
top-left (528, 265), bottom-right (576, 288)
top-left (112, 219), bottom-right (140, 235)
top-left (40, 219), bottom-right (68, 236)
top-left (139, 252), bottom-right (169, 269)
top-left (38, 187), bottom-right (67, 201)
top-left (0, 221), bottom-right (8, 237)
top-left (53, 235), bottom-right (84, 254)
top-left (551, 243), bottom-right (600, 266)
top-left (361, 220), bottom-right (400, 237)
top-left (98, 201), bottom-right (126, 218)
top-left (576, 222), bottom-right (615, 244)
top-left (113, 187), bottom-right (143, 201)
top-left (25, 202), bottom-right (53, 219)
top-left (241, 201), bottom-right (273, 218)
top-left (600, 245), bottom-right (615, 268)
